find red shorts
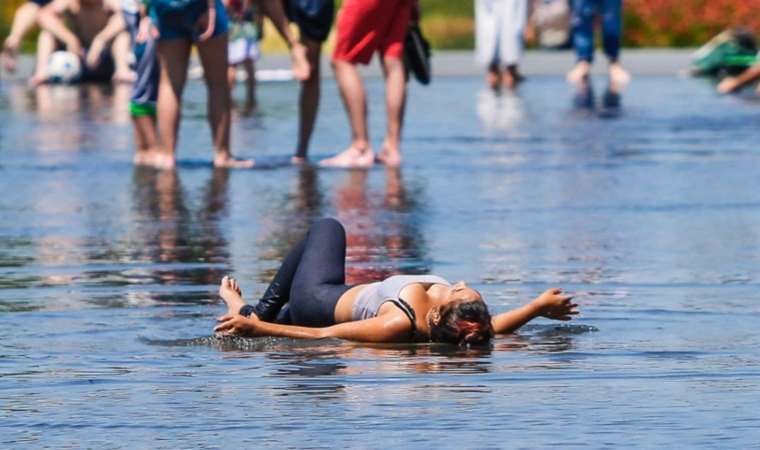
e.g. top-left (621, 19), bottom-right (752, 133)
top-left (332, 0), bottom-right (412, 65)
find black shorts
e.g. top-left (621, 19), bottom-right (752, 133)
top-left (284, 0), bottom-right (334, 43)
top-left (30, 0), bottom-right (52, 6)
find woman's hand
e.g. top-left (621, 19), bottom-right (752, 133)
top-left (214, 313), bottom-right (260, 336)
top-left (534, 288), bottom-right (578, 321)
top-left (136, 16), bottom-right (159, 43)
top-left (196, 7), bottom-right (216, 42)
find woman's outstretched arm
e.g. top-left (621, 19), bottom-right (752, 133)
top-left (214, 312), bottom-right (412, 343)
top-left (491, 288), bottom-right (578, 334)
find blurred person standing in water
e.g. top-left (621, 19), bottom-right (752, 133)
top-left (224, 0), bottom-right (263, 110)
top-left (566, 0), bottom-right (630, 90)
top-left (475, 0), bottom-right (529, 90)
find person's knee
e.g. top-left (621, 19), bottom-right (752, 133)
top-left (312, 217), bottom-right (344, 235)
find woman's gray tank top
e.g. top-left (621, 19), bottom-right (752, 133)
top-left (352, 275), bottom-right (451, 321)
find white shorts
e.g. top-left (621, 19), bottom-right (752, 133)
top-left (228, 38), bottom-right (260, 65)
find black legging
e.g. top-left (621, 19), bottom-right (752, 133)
top-left (245, 218), bottom-right (351, 327)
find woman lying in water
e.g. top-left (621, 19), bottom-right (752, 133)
top-left (215, 218), bottom-right (579, 345)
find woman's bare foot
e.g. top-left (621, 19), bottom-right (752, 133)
top-left (609, 63), bottom-right (631, 90)
top-left (291, 43), bottom-right (310, 81)
top-left (2, 40), bottom-right (18, 73)
top-left (133, 150), bottom-right (152, 166)
top-left (717, 76), bottom-right (741, 94)
top-left (567, 61), bottom-right (591, 86)
top-left (486, 69), bottom-right (500, 90)
top-left (213, 153), bottom-right (255, 169)
top-left (377, 141), bottom-right (402, 167)
top-left (219, 275), bottom-right (246, 315)
top-left (319, 145), bottom-right (374, 168)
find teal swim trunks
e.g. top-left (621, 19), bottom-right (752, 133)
top-left (150, 0), bottom-right (229, 41)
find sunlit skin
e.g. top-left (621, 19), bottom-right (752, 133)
top-left (215, 276), bottom-right (579, 344)
top-left (33, 0), bottom-right (134, 86)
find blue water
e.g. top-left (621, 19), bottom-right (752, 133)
top-left (2, 74), bottom-right (760, 448)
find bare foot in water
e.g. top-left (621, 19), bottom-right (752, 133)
top-left (291, 42), bottom-right (310, 81)
top-left (213, 153), bottom-right (255, 169)
top-left (319, 146), bottom-right (374, 168)
top-left (377, 141), bottom-right (402, 167)
top-left (566, 61), bottom-right (590, 86)
top-left (219, 275), bottom-right (245, 315)
top-left (1, 40), bottom-right (18, 73)
top-left (486, 68), bottom-right (500, 91)
top-left (291, 155), bottom-right (307, 165)
top-left (133, 150), bottom-right (153, 166)
top-left (608, 63), bottom-right (631, 90)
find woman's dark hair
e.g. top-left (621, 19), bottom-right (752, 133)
top-left (429, 300), bottom-right (494, 346)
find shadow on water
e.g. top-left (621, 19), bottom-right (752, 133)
top-left (256, 166), bottom-right (430, 287)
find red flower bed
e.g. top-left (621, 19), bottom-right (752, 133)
top-left (624, 0), bottom-right (760, 46)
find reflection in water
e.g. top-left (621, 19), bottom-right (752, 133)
top-left (573, 82), bottom-right (595, 111)
top-left (256, 165), bottom-right (325, 283)
top-left (4, 83), bottom-right (130, 153)
top-left (572, 81), bottom-right (623, 118)
top-left (476, 88), bottom-right (527, 132)
top-left (335, 168), bottom-right (428, 283)
top-left (258, 167), bottom-right (429, 286)
top-left (128, 168), bottom-right (231, 303)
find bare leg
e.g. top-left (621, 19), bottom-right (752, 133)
top-left (111, 31), bottom-right (136, 83)
top-left (502, 64), bottom-right (524, 90)
top-left (2, 2), bottom-right (41, 72)
top-left (29, 31), bottom-right (56, 87)
top-left (132, 115), bottom-right (160, 165)
top-left (320, 59), bottom-right (373, 168)
top-left (156, 39), bottom-right (192, 168)
top-left (197, 33), bottom-right (253, 168)
top-left (227, 64), bottom-right (237, 97)
top-left (378, 55), bottom-right (406, 167)
top-left (243, 57), bottom-right (256, 109)
top-left (219, 275), bottom-right (246, 315)
top-left (292, 39), bottom-right (321, 164)
top-left (259, 0), bottom-right (310, 80)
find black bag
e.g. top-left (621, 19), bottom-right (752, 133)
top-left (403, 23), bottom-right (432, 85)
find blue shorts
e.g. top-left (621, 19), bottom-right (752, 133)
top-left (285, 0), bottom-right (334, 43)
top-left (30, 0), bottom-right (52, 6)
top-left (150, 0), bottom-right (229, 41)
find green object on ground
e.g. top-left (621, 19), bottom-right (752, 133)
top-left (691, 29), bottom-right (758, 76)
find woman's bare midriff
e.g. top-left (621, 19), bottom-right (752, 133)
top-left (333, 284), bottom-right (369, 323)
top-left (333, 281), bottom-right (450, 324)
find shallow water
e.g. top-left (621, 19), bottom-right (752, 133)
top-left (2, 74), bottom-right (760, 448)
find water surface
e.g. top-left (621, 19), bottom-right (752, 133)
top-left (1, 74), bottom-right (760, 448)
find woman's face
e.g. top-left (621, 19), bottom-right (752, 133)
top-left (446, 281), bottom-right (483, 304)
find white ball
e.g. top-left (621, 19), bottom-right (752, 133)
top-left (47, 51), bottom-right (82, 83)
